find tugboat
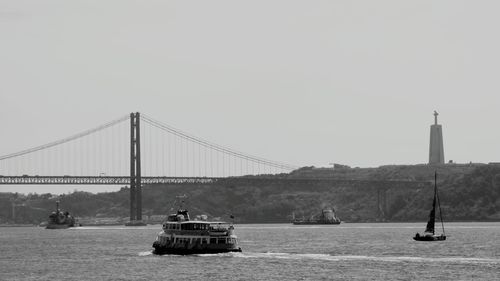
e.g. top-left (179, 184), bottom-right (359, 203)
top-left (292, 208), bottom-right (341, 225)
top-left (152, 198), bottom-right (242, 255)
top-left (46, 201), bottom-right (79, 229)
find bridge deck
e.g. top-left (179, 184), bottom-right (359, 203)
top-left (0, 176), bottom-right (430, 188)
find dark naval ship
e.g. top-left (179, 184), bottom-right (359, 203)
top-left (292, 208), bottom-right (341, 225)
top-left (46, 201), bottom-right (79, 229)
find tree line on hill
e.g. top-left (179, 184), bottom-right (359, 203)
top-left (1, 164), bottom-right (499, 224)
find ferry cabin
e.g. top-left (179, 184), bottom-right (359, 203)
top-left (156, 221), bottom-right (238, 247)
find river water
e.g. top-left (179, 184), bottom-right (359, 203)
top-left (1, 222), bottom-right (499, 280)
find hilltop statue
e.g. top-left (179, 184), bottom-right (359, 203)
top-left (429, 111), bottom-right (445, 164)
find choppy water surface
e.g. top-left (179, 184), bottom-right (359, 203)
top-left (1, 222), bottom-right (499, 280)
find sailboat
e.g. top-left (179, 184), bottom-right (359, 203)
top-left (413, 172), bottom-right (446, 241)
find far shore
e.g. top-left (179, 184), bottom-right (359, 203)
top-left (2, 220), bottom-right (500, 227)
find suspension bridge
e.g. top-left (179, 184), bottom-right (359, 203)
top-left (0, 112), bottom-right (299, 223)
top-left (0, 112), bottom-right (430, 222)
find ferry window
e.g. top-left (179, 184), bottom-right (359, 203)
top-left (210, 238), bottom-right (217, 244)
top-left (218, 238), bottom-right (226, 244)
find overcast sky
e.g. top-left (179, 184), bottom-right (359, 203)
top-left (1, 0), bottom-right (499, 193)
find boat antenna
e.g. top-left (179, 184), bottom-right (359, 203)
top-left (435, 171), bottom-right (446, 236)
top-left (170, 194), bottom-right (188, 211)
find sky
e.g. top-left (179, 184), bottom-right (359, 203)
top-left (1, 0), bottom-right (499, 193)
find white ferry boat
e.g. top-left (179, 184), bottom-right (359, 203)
top-left (152, 208), bottom-right (242, 255)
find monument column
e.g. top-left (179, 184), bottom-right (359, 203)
top-left (429, 111), bottom-right (445, 164)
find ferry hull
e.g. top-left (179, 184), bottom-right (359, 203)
top-left (152, 242), bottom-right (242, 255)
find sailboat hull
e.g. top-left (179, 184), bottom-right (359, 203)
top-left (413, 234), bottom-right (446, 241)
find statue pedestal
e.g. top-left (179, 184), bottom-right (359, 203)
top-left (429, 124), bottom-right (444, 164)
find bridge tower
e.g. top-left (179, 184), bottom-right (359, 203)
top-left (129, 112), bottom-right (143, 224)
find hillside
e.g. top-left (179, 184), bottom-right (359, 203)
top-left (1, 163), bottom-right (500, 224)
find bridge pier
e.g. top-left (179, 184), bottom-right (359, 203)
top-left (130, 113), bottom-right (136, 221)
top-left (127, 112), bottom-right (144, 226)
top-left (135, 112), bottom-right (142, 221)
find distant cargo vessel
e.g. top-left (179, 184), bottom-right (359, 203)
top-left (292, 208), bottom-right (341, 225)
top-left (46, 201), bottom-right (79, 229)
top-left (152, 208), bottom-right (242, 255)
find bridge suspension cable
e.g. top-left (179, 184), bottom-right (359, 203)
top-left (0, 112), bottom-right (298, 179)
top-left (0, 115), bottom-right (129, 161)
top-left (140, 114), bottom-right (298, 171)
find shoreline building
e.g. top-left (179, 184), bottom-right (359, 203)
top-left (429, 111), bottom-right (445, 164)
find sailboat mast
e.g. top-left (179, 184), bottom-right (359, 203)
top-left (435, 172), bottom-right (445, 236)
